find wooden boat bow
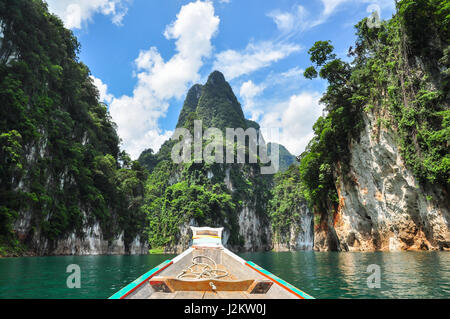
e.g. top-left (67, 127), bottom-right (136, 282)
top-left (109, 227), bottom-right (314, 299)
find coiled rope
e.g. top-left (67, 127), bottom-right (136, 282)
top-left (177, 255), bottom-right (228, 280)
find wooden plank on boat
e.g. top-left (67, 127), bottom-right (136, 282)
top-left (243, 292), bottom-right (270, 299)
top-left (203, 291), bottom-right (220, 299)
top-left (173, 291), bottom-right (205, 299)
top-left (149, 292), bottom-right (176, 299)
top-left (154, 277), bottom-right (255, 292)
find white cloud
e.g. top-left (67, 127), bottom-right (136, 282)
top-left (267, 5), bottom-right (309, 34)
top-left (317, 0), bottom-right (396, 24)
top-left (45, 0), bottom-right (129, 29)
top-left (239, 80), bottom-right (265, 121)
top-left (308, 0), bottom-right (354, 27)
top-left (320, 0), bottom-right (348, 17)
top-left (213, 41), bottom-right (301, 80)
top-left (234, 71), bottom-right (321, 155)
top-left (268, 0), bottom-right (395, 34)
top-left (267, 2), bottom-right (335, 32)
top-left (99, 0), bottom-right (219, 158)
top-left (108, 93), bottom-right (173, 156)
top-left (240, 80), bottom-right (264, 99)
top-left (237, 66), bottom-right (305, 121)
top-left (279, 66), bottom-right (304, 78)
top-left (133, 0), bottom-right (220, 101)
top-left (263, 66), bottom-right (305, 86)
top-left (260, 92), bottom-right (322, 155)
top-left (268, 11), bottom-right (295, 32)
top-left (267, 3), bottom-right (326, 33)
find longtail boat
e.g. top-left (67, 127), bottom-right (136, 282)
top-left (109, 227), bottom-right (314, 299)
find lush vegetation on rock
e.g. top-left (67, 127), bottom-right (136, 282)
top-left (0, 0), bottom-right (147, 255)
top-left (195, 71), bottom-right (248, 131)
top-left (300, 38), bottom-right (362, 215)
top-left (269, 165), bottom-right (308, 244)
top-left (137, 148), bottom-right (159, 173)
top-left (299, 0), bottom-right (449, 221)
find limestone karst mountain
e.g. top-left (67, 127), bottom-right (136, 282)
top-left (0, 0), bottom-right (148, 256)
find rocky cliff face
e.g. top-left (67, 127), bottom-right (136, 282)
top-left (14, 213), bottom-right (148, 256)
top-left (314, 111), bottom-right (449, 251)
top-left (157, 163), bottom-right (272, 254)
top-left (8, 148), bottom-right (148, 256)
top-left (165, 202), bottom-right (272, 254)
top-left (305, 3), bottom-right (449, 252)
top-left (236, 204), bottom-right (272, 251)
top-left (9, 142), bottom-right (148, 256)
top-left (273, 202), bottom-right (314, 252)
top-left (269, 164), bottom-right (315, 252)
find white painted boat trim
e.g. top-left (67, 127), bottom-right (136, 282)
top-left (223, 247), bottom-right (247, 265)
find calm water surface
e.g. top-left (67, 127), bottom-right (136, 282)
top-left (0, 251), bottom-right (448, 299)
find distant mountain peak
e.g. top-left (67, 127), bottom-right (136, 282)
top-left (176, 71), bottom-right (247, 130)
top-left (267, 142), bottom-right (299, 172)
top-left (206, 70), bottom-right (227, 86)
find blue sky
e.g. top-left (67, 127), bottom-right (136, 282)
top-left (46, 0), bottom-right (396, 158)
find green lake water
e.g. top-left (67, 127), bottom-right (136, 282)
top-left (0, 251), bottom-right (448, 299)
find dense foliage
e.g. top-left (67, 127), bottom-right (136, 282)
top-left (142, 150), bottom-right (272, 250)
top-left (269, 165), bottom-right (308, 243)
top-left (143, 160), bottom-right (239, 248)
top-left (300, 39), bottom-right (361, 214)
top-left (0, 0), bottom-right (147, 255)
top-left (137, 148), bottom-right (159, 173)
top-left (392, 0), bottom-right (449, 185)
top-left (299, 0), bottom-right (449, 221)
top-left (195, 71), bottom-right (248, 131)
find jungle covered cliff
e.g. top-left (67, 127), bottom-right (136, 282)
top-left (0, 0), bottom-right (148, 256)
top-left (297, 0), bottom-right (449, 251)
